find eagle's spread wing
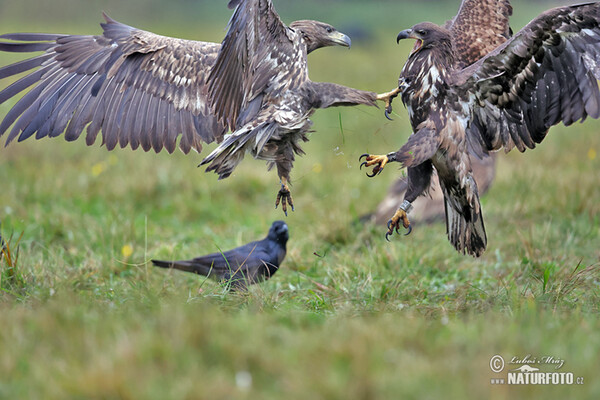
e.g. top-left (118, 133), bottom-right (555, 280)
top-left (447, 0), bottom-right (513, 67)
top-left (207, 0), bottom-right (305, 130)
top-left (0, 14), bottom-right (226, 154)
top-left (460, 3), bottom-right (600, 154)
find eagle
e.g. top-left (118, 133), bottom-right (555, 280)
top-left (0, 0), bottom-right (394, 214)
top-left (360, 1), bottom-right (600, 257)
top-left (367, 0), bottom-right (511, 227)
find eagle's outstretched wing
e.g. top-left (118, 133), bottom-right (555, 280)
top-left (207, 0), bottom-right (306, 130)
top-left (0, 14), bottom-right (226, 154)
top-left (447, 0), bottom-right (513, 67)
top-left (459, 3), bottom-right (600, 154)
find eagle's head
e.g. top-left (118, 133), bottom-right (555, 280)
top-left (397, 22), bottom-right (451, 55)
top-left (290, 20), bottom-right (351, 54)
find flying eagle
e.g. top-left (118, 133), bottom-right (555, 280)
top-left (367, 0), bottom-right (511, 227)
top-left (360, 1), bottom-right (600, 256)
top-left (0, 0), bottom-right (394, 214)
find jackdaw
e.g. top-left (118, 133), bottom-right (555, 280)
top-left (152, 221), bottom-right (288, 290)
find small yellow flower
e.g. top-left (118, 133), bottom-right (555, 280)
top-left (121, 244), bottom-right (133, 258)
top-left (312, 163), bottom-right (323, 174)
top-left (588, 148), bottom-right (597, 161)
top-left (91, 162), bottom-right (105, 177)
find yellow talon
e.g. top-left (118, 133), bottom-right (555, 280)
top-left (359, 153), bottom-right (389, 177)
top-left (275, 177), bottom-right (294, 216)
top-left (376, 87), bottom-right (402, 120)
top-left (386, 208), bottom-right (412, 241)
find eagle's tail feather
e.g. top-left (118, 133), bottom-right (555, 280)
top-left (443, 189), bottom-right (487, 257)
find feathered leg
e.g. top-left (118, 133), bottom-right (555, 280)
top-left (359, 126), bottom-right (441, 239)
top-left (386, 161), bottom-right (434, 240)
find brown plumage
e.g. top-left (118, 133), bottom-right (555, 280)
top-left (0, 14), bottom-right (225, 154)
top-left (448, 0), bottom-right (513, 68)
top-left (362, 1), bottom-right (600, 256)
top-left (368, 153), bottom-right (496, 226)
top-left (202, 0), bottom-right (379, 214)
top-left (0, 1), bottom-right (381, 215)
top-left (368, 0), bottom-right (509, 227)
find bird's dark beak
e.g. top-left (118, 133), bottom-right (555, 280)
top-left (397, 29), bottom-right (423, 53)
top-left (330, 31), bottom-right (352, 48)
top-left (397, 29), bottom-right (414, 43)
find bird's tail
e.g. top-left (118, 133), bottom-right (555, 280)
top-left (441, 180), bottom-right (487, 257)
top-left (199, 121), bottom-right (278, 179)
top-left (151, 259), bottom-right (215, 277)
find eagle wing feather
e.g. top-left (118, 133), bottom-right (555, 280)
top-left (447, 0), bottom-right (513, 67)
top-left (207, 0), bottom-right (305, 131)
top-left (459, 3), bottom-right (600, 154)
top-left (0, 13), bottom-right (226, 154)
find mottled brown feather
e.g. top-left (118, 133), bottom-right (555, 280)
top-left (447, 0), bottom-right (512, 67)
top-left (458, 3), bottom-right (600, 153)
top-left (207, 0), bottom-right (300, 131)
top-left (0, 13), bottom-right (226, 153)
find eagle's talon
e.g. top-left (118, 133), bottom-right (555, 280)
top-left (385, 208), bottom-right (412, 240)
top-left (377, 87), bottom-right (401, 121)
top-left (275, 182), bottom-right (294, 216)
top-left (358, 154), bottom-right (389, 178)
top-left (384, 108), bottom-right (393, 121)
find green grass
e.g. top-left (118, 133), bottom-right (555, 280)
top-left (1, 0), bottom-right (600, 398)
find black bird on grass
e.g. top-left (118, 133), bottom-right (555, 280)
top-left (152, 221), bottom-right (288, 290)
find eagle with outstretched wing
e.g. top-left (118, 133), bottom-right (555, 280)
top-left (0, 0), bottom-right (394, 214)
top-left (361, 1), bottom-right (600, 256)
top-left (368, 0), bottom-right (511, 226)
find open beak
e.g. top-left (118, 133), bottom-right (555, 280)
top-left (397, 29), bottom-right (423, 52)
top-left (331, 31), bottom-right (352, 48)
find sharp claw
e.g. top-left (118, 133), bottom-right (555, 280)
top-left (387, 220), bottom-right (393, 231)
top-left (405, 225), bottom-right (412, 236)
top-left (384, 109), bottom-right (393, 121)
top-left (366, 170), bottom-right (377, 178)
top-left (360, 161), bottom-right (368, 170)
top-left (359, 153), bottom-right (369, 162)
top-left (385, 232), bottom-right (391, 242)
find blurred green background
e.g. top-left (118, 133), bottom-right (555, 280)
top-left (0, 0), bottom-right (599, 399)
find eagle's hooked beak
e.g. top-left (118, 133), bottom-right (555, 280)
top-left (330, 31), bottom-right (352, 48)
top-left (397, 29), bottom-right (413, 43)
top-left (397, 29), bottom-right (423, 52)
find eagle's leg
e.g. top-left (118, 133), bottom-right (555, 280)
top-left (275, 176), bottom-right (294, 216)
top-left (376, 87), bottom-right (402, 120)
top-left (359, 152), bottom-right (397, 177)
top-left (386, 161), bottom-right (434, 240)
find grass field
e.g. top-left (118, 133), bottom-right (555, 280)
top-left (1, 0), bottom-right (599, 398)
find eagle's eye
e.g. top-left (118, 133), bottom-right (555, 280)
top-left (326, 26), bottom-right (333, 33)
top-left (417, 29), bottom-right (427, 36)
